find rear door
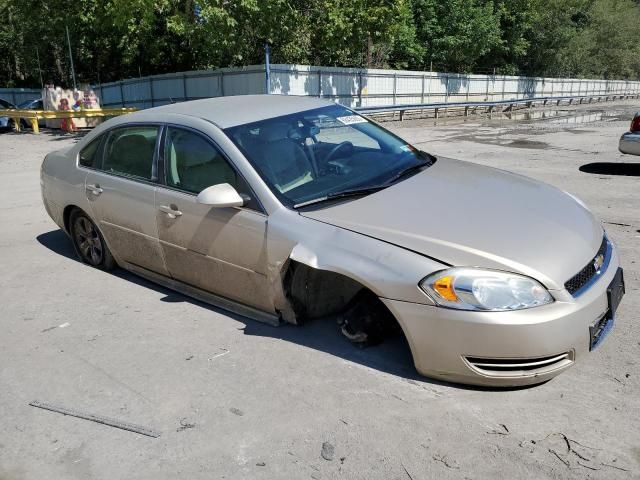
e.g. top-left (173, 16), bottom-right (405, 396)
top-left (84, 124), bottom-right (169, 275)
top-left (154, 126), bottom-right (273, 312)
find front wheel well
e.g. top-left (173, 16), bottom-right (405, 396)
top-left (283, 261), bottom-right (403, 345)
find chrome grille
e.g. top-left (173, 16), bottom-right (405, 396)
top-left (465, 352), bottom-right (573, 376)
top-left (564, 237), bottom-right (608, 296)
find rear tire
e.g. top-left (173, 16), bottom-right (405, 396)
top-left (69, 209), bottom-right (116, 271)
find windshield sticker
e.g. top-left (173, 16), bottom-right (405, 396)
top-left (336, 115), bottom-right (368, 125)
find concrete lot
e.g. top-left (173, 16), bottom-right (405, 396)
top-left (0, 101), bottom-right (638, 479)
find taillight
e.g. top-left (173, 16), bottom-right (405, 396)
top-left (631, 115), bottom-right (640, 132)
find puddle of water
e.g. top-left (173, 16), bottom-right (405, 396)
top-left (414, 106), bottom-right (632, 128)
top-left (487, 109), bottom-right (628, 125)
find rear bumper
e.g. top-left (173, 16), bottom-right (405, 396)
top-left (619, 131), bottom-right (640, 156)
top-left (382, 246), bottom-right (621, 387)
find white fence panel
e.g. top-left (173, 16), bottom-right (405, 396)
top-left (186, 72), bottom-right (222, 99)
top-left (8, 63), bottom-right (636, 111)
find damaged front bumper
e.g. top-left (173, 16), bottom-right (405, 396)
top-left (380, 248), bottom-right (621, 387)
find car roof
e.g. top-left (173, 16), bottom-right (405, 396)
top-left (129, 95), bottom-right (335, 129)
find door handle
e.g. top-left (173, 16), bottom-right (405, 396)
top-left (86, 184), bottom-right (103, 195)
top-left (159, 205), bottom-right (183, 219)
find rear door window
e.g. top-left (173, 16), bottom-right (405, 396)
top-left (102, 126), bottom-right (159, 181)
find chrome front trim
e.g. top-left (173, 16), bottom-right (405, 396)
top-left (570, 237), bottom-right (612, 298)
top-left (463, 351), bottom-right (574, 378)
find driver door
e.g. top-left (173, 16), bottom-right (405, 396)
top-left (155, 126), bottom-right (273, 313)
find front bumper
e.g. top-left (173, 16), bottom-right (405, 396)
top-left (619, 131), bottom-right (640, 156)
top-left (382, 246), bottom-right (621, 387)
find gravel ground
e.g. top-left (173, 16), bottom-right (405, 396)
top-left (0, 100), bottom-right (638, 480)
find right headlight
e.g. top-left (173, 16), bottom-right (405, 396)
top-left (420, 267), bottom-right (554, 311)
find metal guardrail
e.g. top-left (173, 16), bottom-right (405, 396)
top-left (6, 108), bottom-right (137, 133)
top-left (355, 93), bottom-right (640, 119)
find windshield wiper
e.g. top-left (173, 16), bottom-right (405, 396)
top-left (385, 154), bottom-right (436, 185)
top-left (293, 186), bottom-right (387, 209)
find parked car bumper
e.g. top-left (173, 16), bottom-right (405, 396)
top-left (382, 245), bottom-right (621, 387)
top-left (619, 131), bottom-right (640, 156)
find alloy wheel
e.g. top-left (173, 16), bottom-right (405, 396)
top-left (73, 216), bottom-right (103, 266)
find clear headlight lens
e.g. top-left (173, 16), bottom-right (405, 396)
top-left (420, 268), bottom-right (553, 311)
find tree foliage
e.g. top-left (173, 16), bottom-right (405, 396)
top-left (1, 0), bottom-right (639, 87)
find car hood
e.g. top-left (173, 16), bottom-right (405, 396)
top-left (300, 157), bottom-right (603, 290)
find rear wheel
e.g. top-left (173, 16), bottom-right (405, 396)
top-left (70, 210), bottom-right (115, 270)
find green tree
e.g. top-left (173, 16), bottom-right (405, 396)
top-left (412, 0), bottom-right (502, 72)
top-left (1, 0), bottom-right (640, 88)
top-left (560, 0), bottom-right (640, 79)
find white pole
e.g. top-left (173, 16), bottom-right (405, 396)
top-left (66, 25), bottom-right (77, 90)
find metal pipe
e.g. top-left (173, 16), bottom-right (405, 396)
top-left (65, 25), bottom-right (77, 90)
top-left (264, 43), bottom-right (271, 94)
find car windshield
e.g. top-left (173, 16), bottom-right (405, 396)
top-left (224, 105), bottom-right (433, 207)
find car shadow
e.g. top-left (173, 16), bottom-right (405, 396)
top-left (579, 162), bottom-right (640, 176)
top-left (36, 229), bottom-right (537, 392)
top-left (42, 129), bottom-right (89, 142)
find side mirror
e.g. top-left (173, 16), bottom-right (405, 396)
top-left (196, 183), bottom-right (244, 208)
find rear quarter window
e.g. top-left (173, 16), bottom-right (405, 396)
top-left (79, 137), bottom-right (102, 168)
